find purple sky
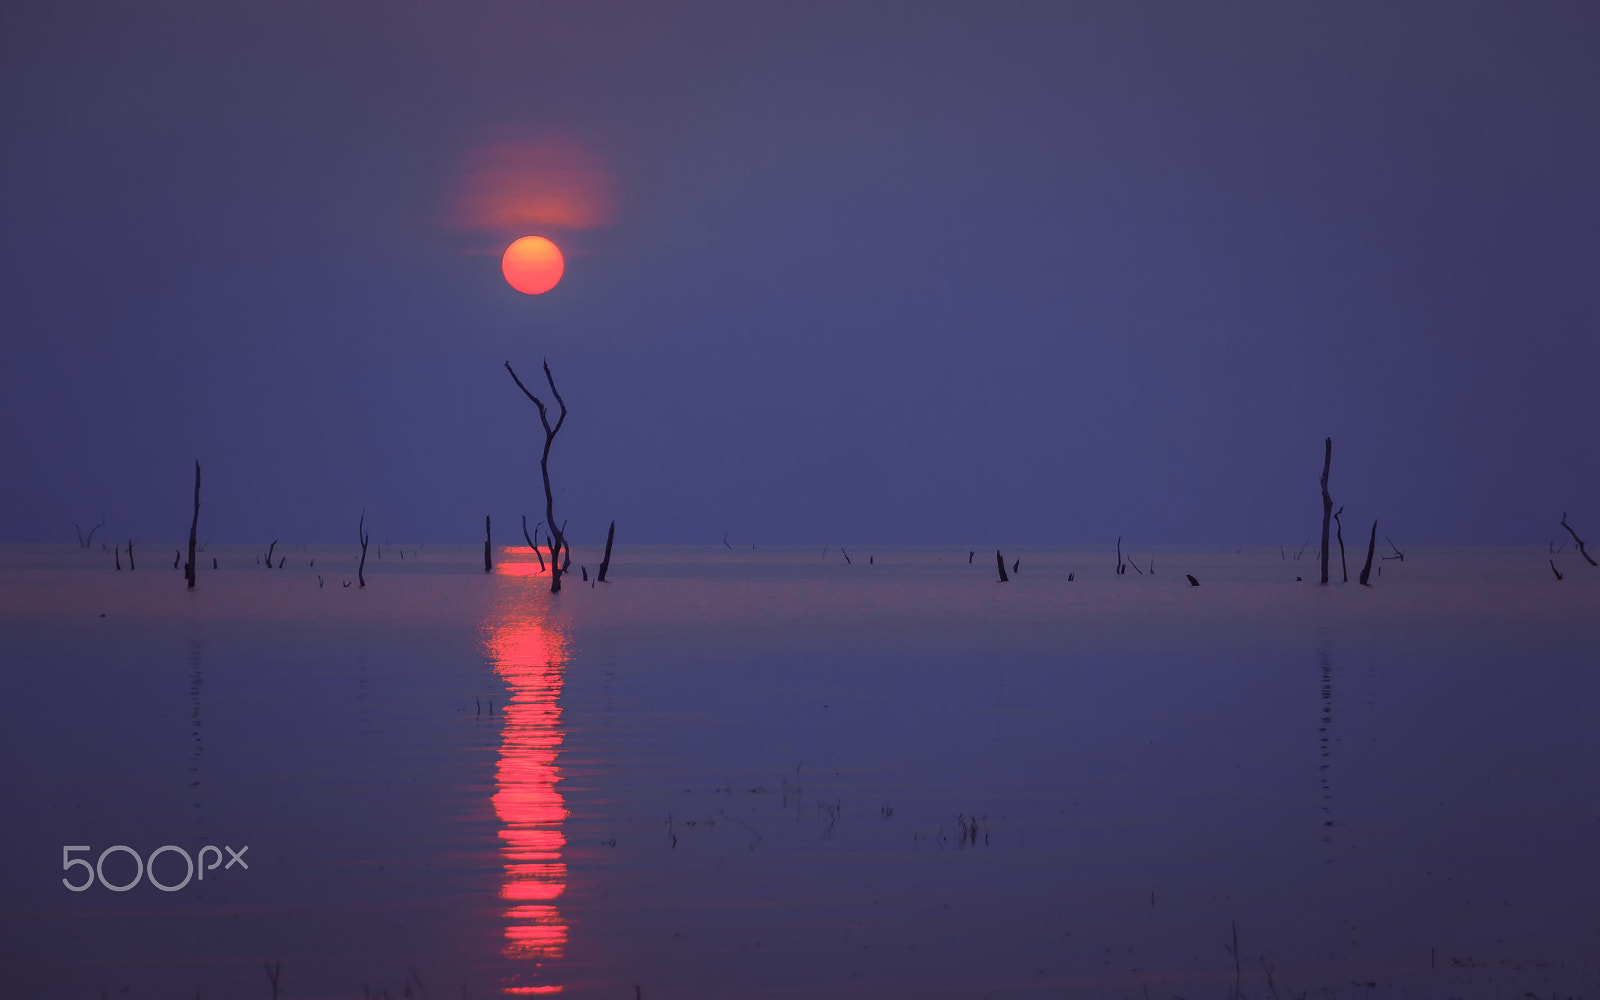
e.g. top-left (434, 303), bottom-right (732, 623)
top-left (2, 3), bottom-right (1596, 547)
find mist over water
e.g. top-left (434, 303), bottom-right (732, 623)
top-left (2, 545), bottom-right (1596, 998)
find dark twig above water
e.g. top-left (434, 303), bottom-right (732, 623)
top-left (185, 461), bottom-right (200, 589)
top-left (1560, 512), bottom-right (1596, 566)
top-left (1359, 520), bottom-right (1377, 587)
top-left (995, 550), bottom-right (1009, 582)
top-left (1550, 559), bottom-right (1564, 581)
top-left (522, 516), bottom-right (545, 571)
top-left (598, 520), bottom-right (615, 582)
top-left (75, 516), bottom-right (105, 549)
top-left (484, 514), bottom-right (492, 574)
top-left (357, 511), bottom-right (369, 588)
top-left (1333, 505), bottom-right (1348, 583)
top-left (1382, 535), bottom-right (1406, 561)
top-left (1319, 437), bottom-right (1333, 585)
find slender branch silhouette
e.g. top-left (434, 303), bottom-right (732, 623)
top-left (1319, 437), bottom-right (1333, 585)
top-left (505, 359), bottom-right (569, 593)
top-left (1333, 505), bottom-right (1348, 583)
top-left (598, 520), bottom-right (616, 582)
top-left (1359, 520), bottom-right (1378, 586)
top-left (522, 515), bottom-right (546, 571)
top-left (1559, 512), bottom-right (1596, 566)
top-left (185, 461), bottom-right (200, 589)
top-left (357, 511), bottom-right (369, 588)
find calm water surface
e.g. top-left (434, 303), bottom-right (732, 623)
top-left (1, 544), bottom-right (1597, 999)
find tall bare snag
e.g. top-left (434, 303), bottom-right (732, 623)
top-left (505, 359), bottom-right (570, 593)
top-left (1319, 437), bottom-right (1333, 585)
top-left (186, 461), bottom-right (201, 589)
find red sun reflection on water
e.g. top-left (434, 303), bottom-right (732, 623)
top-left (484, 579), bottom-right (570, 994)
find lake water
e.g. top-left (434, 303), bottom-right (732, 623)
top-left (1, 543), bottom-right (1597, 999)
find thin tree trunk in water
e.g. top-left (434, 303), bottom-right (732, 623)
top-left (1333, 505), bottom-right (1347, 583)
top-left (1359, 520), bottom-right (1378, 586)
top-left (505, 360), bottom-right (569, 594)
top-left (358, 511), bottom-right (369, 588)
top-left (996, 550), bottom-right (1009, 582)
top-left (1319, 437), bottom-right (1333, 585)
top-left (127, 540), bottom-right (135, 570)
top-left (484, 515), bottom-right (492, 573)
top-left (265, 540), bottom-right (277, 570)
top-left (597, 520), bottom-right (615, 582)
top-left (1550, 559), bottom-right (1564, 581)
top-left (186, 461), bottom-right (200, 589)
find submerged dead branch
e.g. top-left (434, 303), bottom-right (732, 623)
top-left (1560, 512), bottom-right (1596, 567)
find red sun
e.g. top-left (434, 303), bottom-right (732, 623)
top-left (502, 236), bottom-right (565, 295)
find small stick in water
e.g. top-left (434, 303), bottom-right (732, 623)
top-left (598, 520), bottom-right (615, 582)
top-left (1359, 520), bottom-right (1378, 586)
top-left (995, 550), bottom-right (1009, 582)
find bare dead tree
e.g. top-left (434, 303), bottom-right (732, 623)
top-left (598, 520), bottom-right (615, 582)
top-left (505, 359), bottom-right (569, 593)
top-left (1186, 574), bottom-right (1200, 587)
top-left (358, 511), bottom-right (370, 588)
top-left (127, 540), bottom-right (135, 570)
top-left (265, 540), bottom-right (277, 570)
top-left (1116, 536), bottom-right (1125, 575)
top-left (1560, 512), bottom-right (1596, 567)
top-left (1550, 559), bottom-right (1564, 581)
top-left (186, 461), bottom-right (200, 589)
top-left (840, 548), bottom-right (852, 565)
top-left (1333, 505), bottom-right (1348, 583)
top-left (1319, 437), bottom-right (1333, 584)
top-left (1383, 535), bottom-right (1406, 561)
top-left (1359, 520), bottom-right (1378, 586)
top-left (522, 515), bottom-right (546, 571)
top-left (75, 516), bottom-right (106, 548)
top-left (115, 546), bottom-right (121, 570)
top-left (484, 515), bottom-right (493, 574)
top-left (995, 550), bottom-right (1009, 582)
